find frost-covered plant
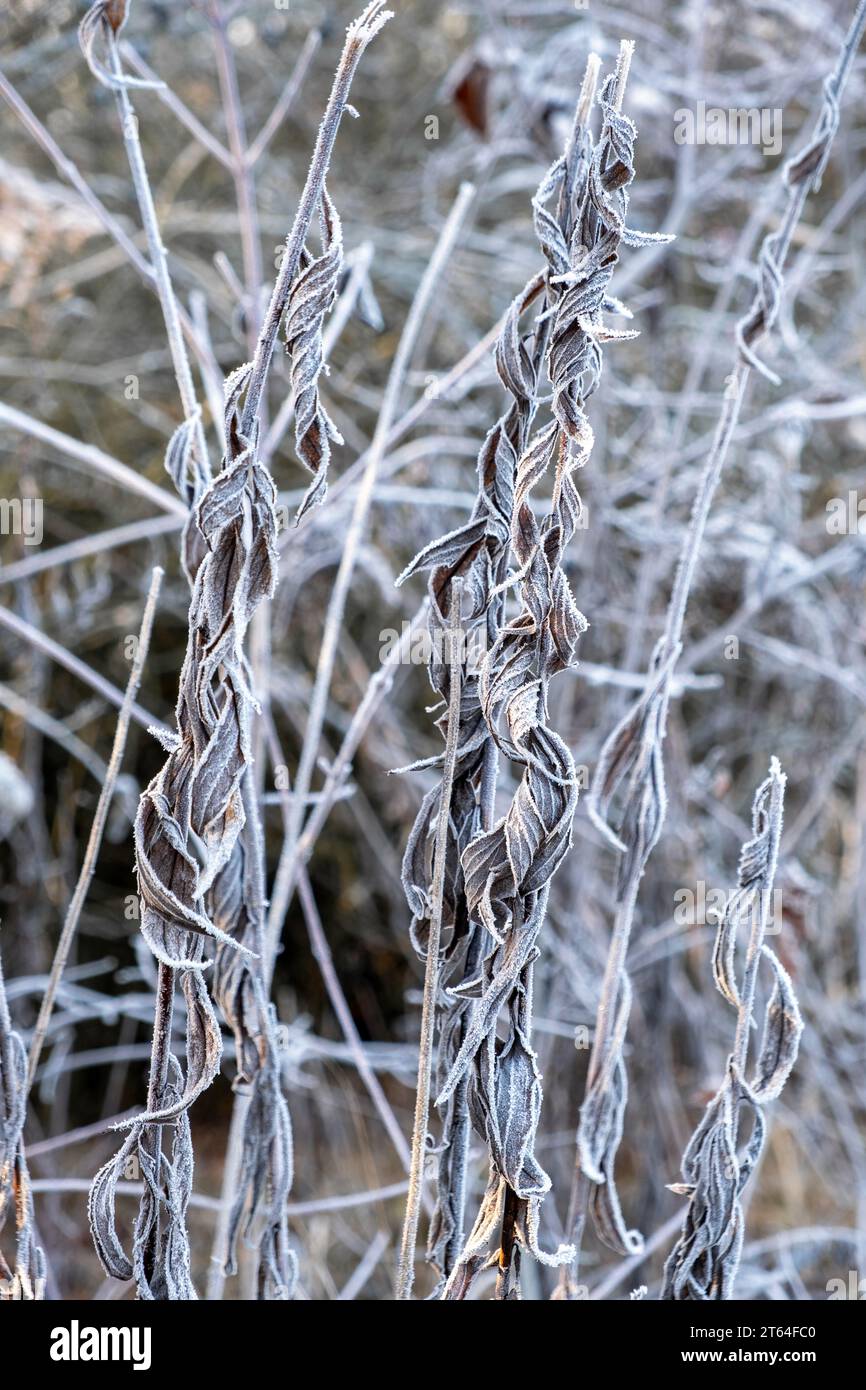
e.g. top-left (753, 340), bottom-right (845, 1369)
top-left (398, 43), bottom-right (670, 1300)
top-left (89, 359), bottom-right (274, 1299)
top-left (559, 0), bottom-right (866, 1297)
top-left (86, 0), bottom-right (391, 1300)
top-left (283, 188), bottom-right (345, 523)
top-left (0, 946), bottom-right (44, 1301)
top-left (663, 758), bottom-right (803, 1300)
top-left (396, 261), bottom-right (546, 1295)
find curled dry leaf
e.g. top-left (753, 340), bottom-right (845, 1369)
top-left (284, 187), bottom-right (345, 523)
top-left (79, 0), bottom-right (164, 92)
top-left (737, 69), bottom-right (842, 383)
top-left (89, 1056), bottom-right (197, 1301)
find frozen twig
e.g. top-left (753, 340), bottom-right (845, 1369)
top-left (396, 577), bottom-right (464, 1300)
top-left (26, 566), bottom-right (163, 1086)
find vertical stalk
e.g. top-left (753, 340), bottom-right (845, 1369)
top-left (27, 567), bottom-right (163, 1086)
top-left (559, 0), bottom-right (866, 1295)
top-left (494, 1182), bottom-right (522, 1300)
top-left (396, 578), bottom-right (464, 1300)
top-left (209, 0), bottom-right (263, 361)
top-left (239, 3), bottom-right (392, 438)
top-left (139, 959), bottom-right (176, 1278)
top-left (105, 31), bottom-right (210, 480)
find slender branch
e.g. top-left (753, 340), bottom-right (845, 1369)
top-left (0, 603), bottom-right (167, 736)
top-left (246, 28), bottom-right (322, 168)
top-left (121, 41), bottom-right (234, 170)
top-left (0, 67), bottom-right (220, 402)
top-left (297, 874), bottom-right (412, 1169)
top-left (396, 577), bottom-right (463, 1301)
top-left (0, 514), bottom-right (182, 587)
top-left (138, 957), bottom-right (176, 1277)
top-left (270, 604), bottom-right (427, 913)
top-left (0, 681), bottom-right (107, 784)
top-left (208, 0), bottom-right (263, 358)
top-left (26, 567), bottom-right (164, 1085)
top-left (104, 29), bottom-right (211, 479)
top-left (240, 3), bottom-right (393, 437)
top-left (204, 1084), bottom-right (250, 1300)
top-left (0, 402), bottom-right (187, 518)
top-left (268, 712), bottom-right (412, 1167)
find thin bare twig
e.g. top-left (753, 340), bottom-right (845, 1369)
top-left (27, 566), bottom-right (164, 1085)
top-left (396, 577), bottom-right (463, 1301)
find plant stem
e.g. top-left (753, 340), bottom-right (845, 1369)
top-left (613, 39), bottom-right (634, 110)
top-left (265, 712), bottom-right (412, 1168)
top-left (105, 30), bottom-right (210, 481)
top-left (27, 567), bottom-right (163, 1087)
top-left (205, 6), bottom-right (392, 1298)
top-left (121, 40), bottom-right (233, 170)
top-left (246, 28), bottom-right (322, 168)
top-left (396, 577), bottom-right (464, 1300)
top-left (0, 402), bottom-right (187, 518)
top-left (0, 66), bottom-right (221, 400)
top-left (495, 1182), bottom-right (522, 1300)
top-left (209, 0), bottom-right (263, 361)
top-left (239, 3), bottom-right (392, 439)
top-left (0, 602), bottom-right (166, 737)
top-left (139, 958), bottom-right (176, 1281)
